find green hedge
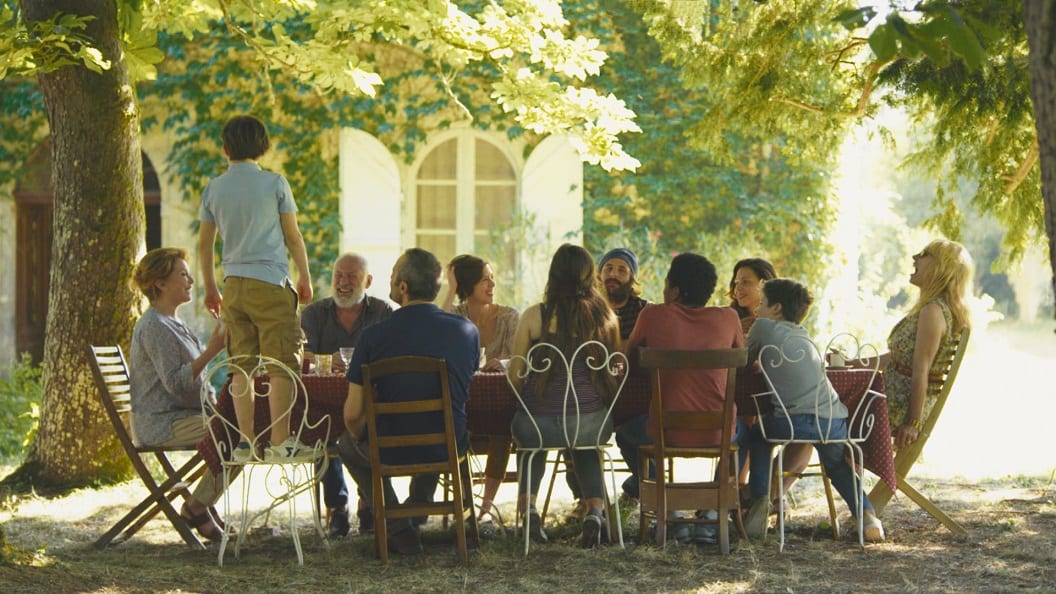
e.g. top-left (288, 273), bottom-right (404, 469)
top-left (0, 354), bottom-right (41, 459)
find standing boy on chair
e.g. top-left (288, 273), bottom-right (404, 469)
top-left (198, 114), bottom-right (314, 463)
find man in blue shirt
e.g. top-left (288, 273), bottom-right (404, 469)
top-left (336, 248), bottom-right (479, 555)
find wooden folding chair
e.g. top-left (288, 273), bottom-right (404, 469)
top-left (868, 327), bottom-right (971, 535)
top-left (362, 356), bottom-right (480, 563)
top-left (637, 347), bottom-right (749, 554)
top-left (88, 344), bottom-right (208, 549)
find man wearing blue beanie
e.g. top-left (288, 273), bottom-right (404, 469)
top-left (598, 247), bottom-right (649, 341)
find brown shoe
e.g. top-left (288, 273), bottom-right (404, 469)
top-left (181, 503), bottom-right (223, 542)
top-left (387, 526), bottom-right (423, 556)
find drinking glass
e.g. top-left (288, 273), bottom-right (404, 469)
top-left (315, 353), bottom-right (333, 375)
top-left (339, 347), bottom-right (355, 369)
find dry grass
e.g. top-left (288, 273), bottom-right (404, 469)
top-left (2, 472), bottom-right (1055, 593)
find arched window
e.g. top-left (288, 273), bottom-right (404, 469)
top-left (413, 134), bottom-right (517, 275)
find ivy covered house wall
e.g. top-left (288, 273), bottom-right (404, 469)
top-left (0, 23), bottom-right (589, 366)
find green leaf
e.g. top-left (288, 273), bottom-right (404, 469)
top-left (907, 22), bottom-right (948, 65)
top-left (834, 7), bottom-right (876, 31)
top-left (948, 24), bottom-right (985, 70)
top-left (868, 23), bottom-right (898, 62)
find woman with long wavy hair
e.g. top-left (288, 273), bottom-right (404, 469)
top-left (509, 244), bottom-right (620, 549)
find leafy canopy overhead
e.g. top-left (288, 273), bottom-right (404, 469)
top-left (637, 0), bottom-right (1043, 265)
top-left (2, 0), bottom-right (641, 172)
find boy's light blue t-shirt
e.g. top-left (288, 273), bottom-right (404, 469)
top-left (199, 161), bottom-right (297, 287)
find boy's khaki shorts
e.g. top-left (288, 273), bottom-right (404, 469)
top-left (221, 276), bottom-right (304, 374)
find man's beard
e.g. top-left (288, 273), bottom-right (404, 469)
top-left (605, 280), bottom-right (631, 305)
top-left (333, 290), bottom-right (364, 308)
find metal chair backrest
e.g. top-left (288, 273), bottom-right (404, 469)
top-left (504, 340), bottom-right (628, 556)
top-left (504, 340), bottom-right (628, 450)
top-left (201, 355), bottom-right (329, 464)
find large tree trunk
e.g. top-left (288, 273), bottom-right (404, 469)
top-left (5, 0), bottom-right (142, 488)
top-left (1025, 0), bottom-right (1056, 319)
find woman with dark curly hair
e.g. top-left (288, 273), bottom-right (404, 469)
top-left (441, 254), bottom-right (520, 525)
top-left (727, 258), bottom-right (777, 336)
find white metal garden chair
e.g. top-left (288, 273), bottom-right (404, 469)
top-left (750, 334), bottom-right (885, 551)
top-left (505, 340), bottom-right (627, 557)
top-left (201, 355), bottom-right (330, 566)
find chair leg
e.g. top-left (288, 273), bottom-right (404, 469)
top-left (820, 466), bottom-right (841, 540)
top-left (868, 480), bottom-right (895, 514)
top-left (540, 451), bottom-right (563, 525)
top-left (896, 475), bottom-right (969, 535)
top-left (96, 454), bottom-right (207, 549)
top-left (601, 451), bottom-right (624, 548)
top-left (461, 459), bottom-right (481, 548)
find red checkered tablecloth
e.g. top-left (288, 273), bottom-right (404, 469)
top-left (198, 368), bottom-right (895, 493)
top-left (736, 368), bottom-right (896, 492)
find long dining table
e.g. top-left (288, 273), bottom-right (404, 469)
top-left (198, 367), bottom-right (896, 492)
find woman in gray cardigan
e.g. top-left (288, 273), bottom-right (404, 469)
top-left (130, 247), bottom-right (227, 540)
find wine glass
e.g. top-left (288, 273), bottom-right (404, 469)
top-left (339, 347), bottom-right (355, 370)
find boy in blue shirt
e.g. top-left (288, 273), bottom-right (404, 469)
top-left (198, 115), bottom-right (314, 462)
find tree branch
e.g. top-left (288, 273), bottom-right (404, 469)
top-left (1002, 141), bottom-right (1040, 195)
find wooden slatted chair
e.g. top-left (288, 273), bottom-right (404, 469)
top-left (88, 344), bottom-right (208, 549)
top-left (362, 356), bottom-right (480, 563)
top-left (637, 347), bottom-right (748, 554)
top-left (868, 327), bottom-right (971, 535)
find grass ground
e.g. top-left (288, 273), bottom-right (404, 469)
top-left (1, 471), bottom-right (1055, 593)
top-left (1, 320), bottom-right (1054, 593)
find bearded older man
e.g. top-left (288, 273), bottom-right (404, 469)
top-left (301, 253), bottom-right (394, 537)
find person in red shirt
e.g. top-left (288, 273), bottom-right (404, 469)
top-left (617, 253), bottom-right (745, 542)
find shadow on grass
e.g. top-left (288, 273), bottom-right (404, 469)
top-left (2, 476), bottom-right (1056, 593)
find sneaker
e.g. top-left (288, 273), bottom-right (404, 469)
top-left (231, 441), bottom-right (253, 464)
top-left (744, 497), bottom-right (771, 539)
top-left (863, 511), bottom-right (885, 543)
top-left (264, 437), bottom-right (317, 462)
top-left (524, 508), bottom-right (548, 543)
top-left (328, 506), bottom-right (350, 538)
top-left (579, 511), bottom-right (605, 549)
top-left (667, 511), bottom-right (692, 544)
top-left (693, 509), bottom-right (718, 544)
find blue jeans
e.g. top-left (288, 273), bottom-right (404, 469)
top-left (317, 441), bottom-right (348, 509)
top-left (747, 414), bottom-right (873, 516)
top-left (615, 414), bottom-right (653, 498)
top-left (512, 410), bottom-right (611, 500)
